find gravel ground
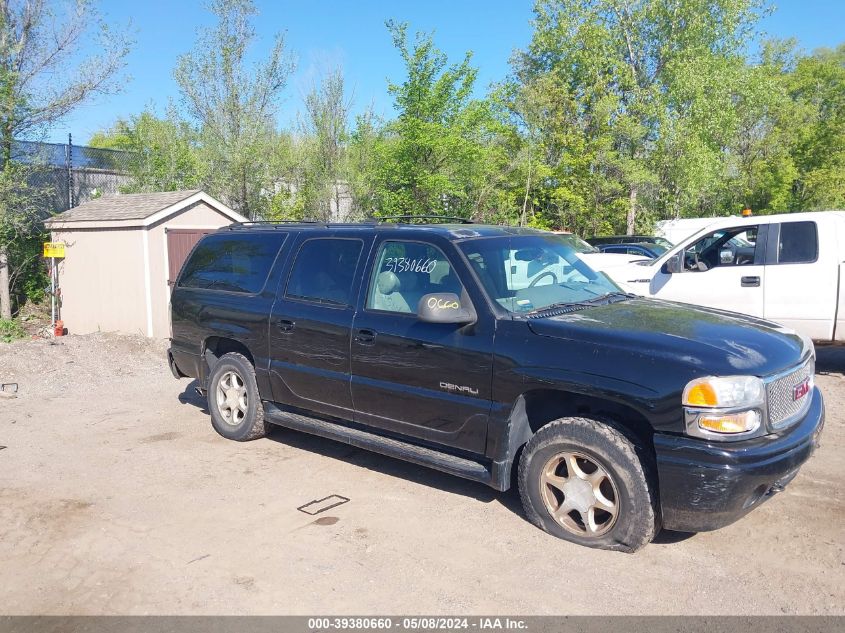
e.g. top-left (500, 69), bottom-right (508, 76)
top-left (0, 333), bottom-right (843, 615)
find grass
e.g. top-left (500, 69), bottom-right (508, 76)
top-left (0, 318), bottom-right (26, 343)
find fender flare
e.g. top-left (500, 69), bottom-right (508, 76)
top-left (490, 395), bottom-right (534, 491)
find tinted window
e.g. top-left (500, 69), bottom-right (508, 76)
top-left (286, 238), bottom-right (363, 306)
top-left (367, 241), bottom-right (465, 314)
top-left (778, 221), bottom-right (818, 264)
top-left (178, 232), bottom-right (286, 293)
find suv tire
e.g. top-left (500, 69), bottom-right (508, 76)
top-left (207, 352), bottom-right (268, 441)
top-left (518, 417), bottom-right (658, 552)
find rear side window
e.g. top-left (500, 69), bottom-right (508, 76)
top-left (178, 232), bottom-right (287, 293)
top-left (778, 221), bottom-right (818, 264)
top-left (285, 238), bottom-right (364, 306)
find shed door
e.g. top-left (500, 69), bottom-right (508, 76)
top-left (166, 229), bottom-right (213, 286)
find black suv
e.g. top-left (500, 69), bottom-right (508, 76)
top-left (168, 220), bottom-right (824, 552)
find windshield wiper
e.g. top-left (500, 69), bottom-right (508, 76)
top-left (584, 291), bottom-right (635, 304)
top-left (525, 301), bottom-right (592, 317)
top-left (524, 292), bottom-right (634, 317)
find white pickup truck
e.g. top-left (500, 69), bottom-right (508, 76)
top-left (605, 211), bottom-right (845, 343)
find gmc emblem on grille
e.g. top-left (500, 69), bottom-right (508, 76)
top-left (792, 377), bottom-right (811, 401)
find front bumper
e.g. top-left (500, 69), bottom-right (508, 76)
top-left (654, 386), bottom-right (824, 532)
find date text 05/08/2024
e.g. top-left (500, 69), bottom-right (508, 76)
top-left (307, 617), bottom-right (528, 630)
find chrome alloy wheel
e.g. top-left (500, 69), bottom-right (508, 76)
top-left (216, 370), bottom-right (248, 426)
top-left (540, 451), bottom-right (619, 536)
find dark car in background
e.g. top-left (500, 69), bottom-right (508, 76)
top-left (588, 235), bottom-right (673, 249)
top-left (596, 242), bottom-right (668, 258)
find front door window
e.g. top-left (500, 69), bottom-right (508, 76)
top-left (683, 227), bottom-right (760, 272)
top-left (366, 241), bottom-right (465, 314)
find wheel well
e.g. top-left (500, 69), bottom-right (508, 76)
top-left (522, 389), bottom-right (654, 450)
top-left (203, 337), bottom-right (255, 374)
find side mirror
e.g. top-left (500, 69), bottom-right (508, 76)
top-left (661, 253), bottom-right (682, 274)
top-left (417, 293), bottom-right (474, 324)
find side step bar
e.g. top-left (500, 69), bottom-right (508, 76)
top-left (263, 402), bottom-right (498, 488)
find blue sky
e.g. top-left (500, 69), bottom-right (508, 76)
top-left (49, 0), bottom-right (845, 144)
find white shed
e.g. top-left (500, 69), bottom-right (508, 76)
top-left (45, 190), bottom-right (247, 338)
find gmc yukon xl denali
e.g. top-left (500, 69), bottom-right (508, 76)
top-left (168, 220), bottom-right (825, 552)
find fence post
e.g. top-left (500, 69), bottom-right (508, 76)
top-left (66, 133), bottom-right (74, 210)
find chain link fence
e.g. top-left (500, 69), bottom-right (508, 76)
top-left (13, 136), bottom-right (134, 212)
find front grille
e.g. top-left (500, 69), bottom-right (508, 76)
top-left (766, 358), bottom-right (814, 429)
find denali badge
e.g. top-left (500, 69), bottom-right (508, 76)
top-left (793, 377), bottom-right (811, 401)
top-left (440, 382), bottom-right (479, 396)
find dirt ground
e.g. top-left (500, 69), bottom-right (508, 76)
top-left (0, 332), bottom-right (843, 615)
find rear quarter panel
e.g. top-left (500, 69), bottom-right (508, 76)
top-left (169, 231), bottom-right (294, 394)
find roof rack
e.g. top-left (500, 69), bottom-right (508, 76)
top-left (225, 215), bottom-right (475, 230)
top-left (227, 219), bottom-right (321, 229)
top-left (377, 215), bottom-right (475, 224)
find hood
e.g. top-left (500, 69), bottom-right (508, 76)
top-left (526, 297), bottom-right (809, 378)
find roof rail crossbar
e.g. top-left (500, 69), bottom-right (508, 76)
top-left (377, 215), bottom-right (475, 224)
top-left (227, 219), bottom-right (321, 229)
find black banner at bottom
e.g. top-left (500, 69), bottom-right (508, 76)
top-left (0, 616), bottom-right (842, 633)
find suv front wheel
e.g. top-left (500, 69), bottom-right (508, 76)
top-left (518, 417), bottom-right (658, 552)
top-left (207, 352), bottom-right (268, 441)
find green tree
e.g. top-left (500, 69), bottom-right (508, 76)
top-left (0, 0), bottom-right (131, 318)
top-left (509, 0), bottom-right (769, 235)
top-left (346, 108), bottom-right (382, 214)
top-left (89, 108), bottom-right (204, 192)
top-left (784, 44), bottom-right (845, 210)
top-left (174, 0), bottom-right (295, 219)
top-left (297, 68), bottom-right (355, 221)
top-left (363, 21), bottom-right (505, 219)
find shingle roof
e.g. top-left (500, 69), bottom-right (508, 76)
top-left (48, 190), bottom-right (202, 223)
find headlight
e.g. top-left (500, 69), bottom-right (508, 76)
top-left (682, 375), bottom-right (764, 408)
top-left (682, 375), bottom-right (765, 441)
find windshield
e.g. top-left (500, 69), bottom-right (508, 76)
top-left (459, 235), bottom-right (621, 314)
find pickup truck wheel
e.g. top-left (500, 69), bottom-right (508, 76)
top-left (518, 417), bottom-right (657, 552)
top-left (207, 352), bottom-right (267, 441)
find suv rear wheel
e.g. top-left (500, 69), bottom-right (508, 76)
top-left (207, 352), bottom-right (268, 441)
top-left (518, 416), bottom-right (658, 552)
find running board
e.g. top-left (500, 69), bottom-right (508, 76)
top-left (263, 402), bottom-right (496, 487)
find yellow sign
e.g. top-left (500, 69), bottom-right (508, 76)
top-left (43, 242), bottom-right (66, 258)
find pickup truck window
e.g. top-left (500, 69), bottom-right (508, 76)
top-left (367, 240), bottom-right (465, 314)
top-left (683, 226), bottom-right (759, 271)
top-left (460, 235), bottom-right (618, 314)
top-left (285, 238), bottom-right (363, 306)
top-left (778, 221), bottom-right (818, 264)
top-left (177, 232), bottom-right (287, 293)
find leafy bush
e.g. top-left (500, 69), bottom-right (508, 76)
top-left (0, 318), bottom-right (26, 343)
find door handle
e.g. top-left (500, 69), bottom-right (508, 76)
top-left (741, 276), bottom-right (760, 287)
top-left (277, 319), bottom-right (295, 332)
top-left (354, 328), bottom-right (377, 344)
